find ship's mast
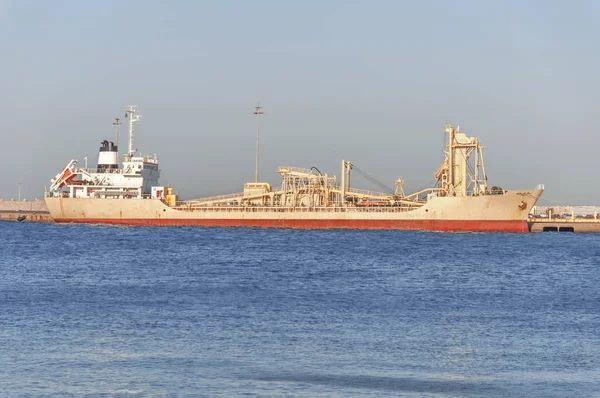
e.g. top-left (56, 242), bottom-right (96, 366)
top-left (113, 117), bottom-right (121, 151)
top-left (254, 105), bottom-right (263, 182)
top-left (474, 137), bottom-right (479, 193)
top-left (340, 160), bottom-right (351, 206)
top-left (437, 124), bottom-right (488, 196)
top-left (125, 105), bottom-right (142, 157)
top-left (477, 139), bottom-right (487, 193)
top-left (446, 124), bottom-right (455, 195)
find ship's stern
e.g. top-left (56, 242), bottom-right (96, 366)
top-left (44, 196), bottom-right (65, 222)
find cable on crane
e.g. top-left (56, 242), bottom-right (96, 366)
top-left (349, 163), bottom-right (395, 194)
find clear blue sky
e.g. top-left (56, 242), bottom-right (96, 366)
top-left (1, 0), bottom-right (598, 204)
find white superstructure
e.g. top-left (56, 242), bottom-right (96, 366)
top-left (48, 105), bottom-right (160, 199)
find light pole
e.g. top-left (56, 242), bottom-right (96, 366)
top-left (254, 105), bottom-right (264, 183)
top-left (18, 183), bottom-right (21, 201)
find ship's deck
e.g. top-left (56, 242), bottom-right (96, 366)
top-left (171, 204), bottom-right (421, 213)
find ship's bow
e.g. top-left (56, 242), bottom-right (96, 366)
top-left (522, 184), bottom-right (545, 216)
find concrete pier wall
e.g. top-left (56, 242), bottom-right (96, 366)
top-left (0, 199), bottom-right (53, 222)
top-left (529, 219), bottom-right (600, 233)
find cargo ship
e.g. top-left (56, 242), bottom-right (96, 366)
top-left (44, 105), bottom-right (544, 232)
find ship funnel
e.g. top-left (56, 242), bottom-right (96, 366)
top-left (98, 140), bottom-right (118, 172)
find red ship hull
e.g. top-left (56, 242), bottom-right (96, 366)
top-left (53, 218), bottom-right (530, 232)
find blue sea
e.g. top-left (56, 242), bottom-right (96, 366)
top-left (1, 222), bottom-right (599, 397)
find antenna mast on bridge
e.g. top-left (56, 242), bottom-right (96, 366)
top-left (125, 105), bottom-right (142, 157)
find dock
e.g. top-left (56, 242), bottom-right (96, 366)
top-left (0, 199), bottom-right (53, 223)
top-left (529, 205), bottom-right (600, 232)
top-left (529, 218), bottom-right (600, 233)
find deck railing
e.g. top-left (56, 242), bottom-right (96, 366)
top-left (170, 204), bottom-right (419, 213)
